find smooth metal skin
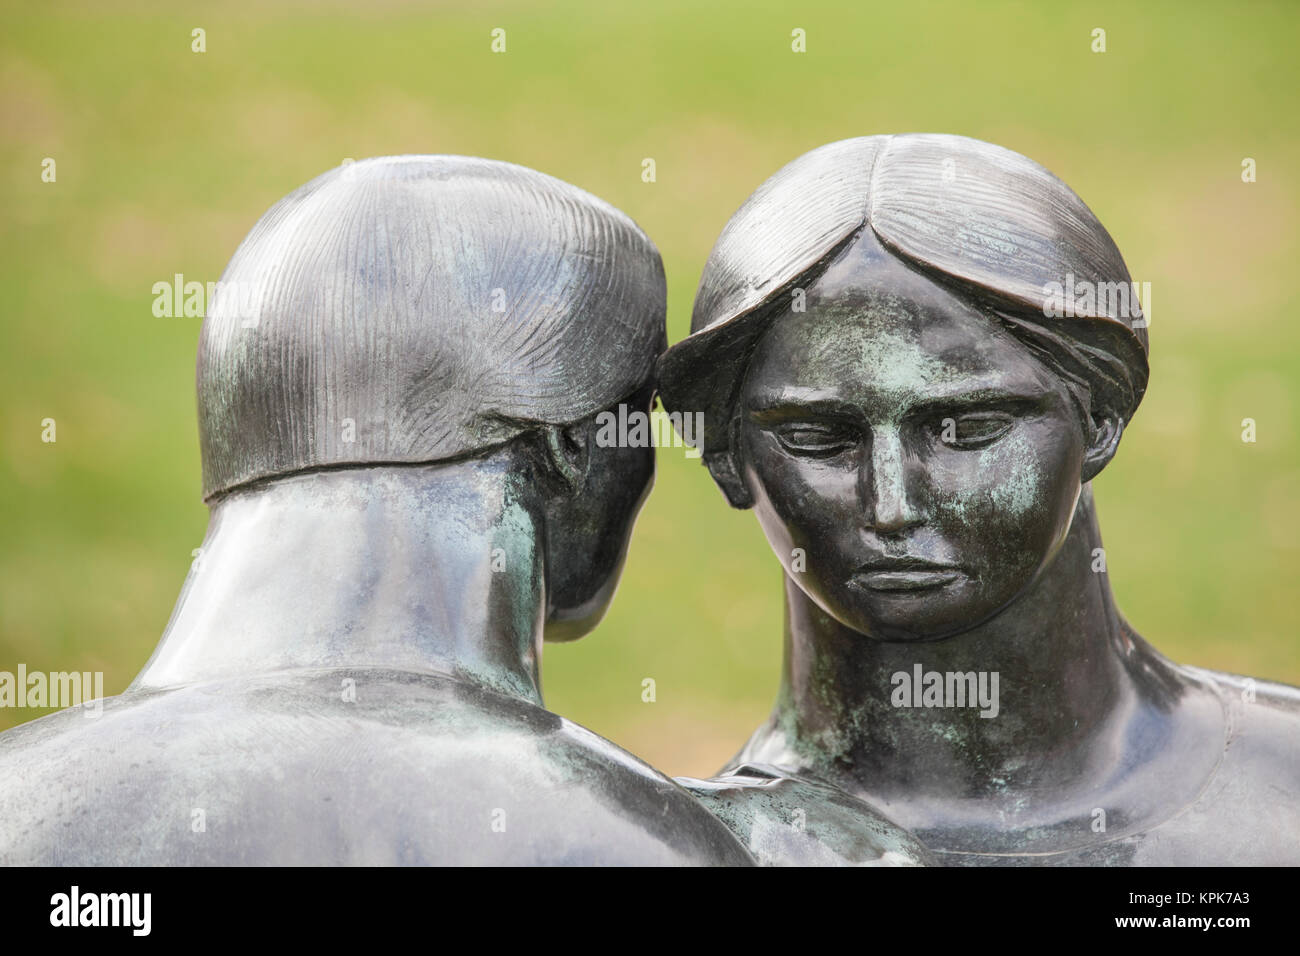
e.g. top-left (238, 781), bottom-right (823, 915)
top-left (0, 157), bottom-right (754, 866)
top-left (661, 135), bottom-right (1300, 865)
top-left (676, 764), bottom-right (935, 866)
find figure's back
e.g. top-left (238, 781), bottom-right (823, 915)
top-left (0, 667), bottom-right (753, 866)
top-left (0, 156), bottom-right (756, 867)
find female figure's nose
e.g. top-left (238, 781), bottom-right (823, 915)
top-left (861, 426), bottom-right (919, 534)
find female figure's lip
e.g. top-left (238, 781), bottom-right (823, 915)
top-left (850, 569), bottom-right (963, 592)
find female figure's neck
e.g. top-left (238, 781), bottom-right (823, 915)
top-left (130, 456), bottom-right (546, 705)
top-left (745, 488), bottom-right (1220, 839)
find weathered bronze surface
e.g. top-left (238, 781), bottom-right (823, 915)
top-left (0, 156), bottom-right (754, 866)
top-left (662, 134), bottom-right (1300, 865)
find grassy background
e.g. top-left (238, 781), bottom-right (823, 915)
top-left (2, 0), bottom-right (1296, 777)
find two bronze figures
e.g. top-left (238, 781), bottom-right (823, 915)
top-left (2, 137), bottom-right (1296, 865)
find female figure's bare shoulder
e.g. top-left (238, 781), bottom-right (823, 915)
top-left (677, 763), bottom-right (933, 866)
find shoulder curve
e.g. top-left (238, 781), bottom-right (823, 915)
top-left (677, 762), bottom-right (934, 866)
top-left (0, 671), bottom-right (754, 866)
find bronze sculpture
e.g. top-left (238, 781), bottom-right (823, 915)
top-left (661, 134), bottom-right (1300, 865)
top-left (0, 156), bottom-right (754, 865)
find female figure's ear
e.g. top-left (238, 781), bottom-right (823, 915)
top-left (704, 417), bottom-right (754, 508)
top-left (1081, 413), bottom-right (1125, 483)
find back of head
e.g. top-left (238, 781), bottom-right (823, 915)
top-left (198, 156), bottom-right (666, 501)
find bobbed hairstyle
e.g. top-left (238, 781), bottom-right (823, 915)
top-left (198, 155), bottom-right (666, 501)
top-left (656, 134), bottom-right (1150, 507)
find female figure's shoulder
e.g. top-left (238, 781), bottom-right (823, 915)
top-left (1193, 666), bottom-right (1300, 766)
top-left (676, 763), bottom-right (934, 866)
top-left (1121, 666), bottom-right (1300, 865)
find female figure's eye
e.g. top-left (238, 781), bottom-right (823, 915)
top-left (935, 412), bottom-right (1014, 448)
top-left (774, 423), bottom-right (858, 458)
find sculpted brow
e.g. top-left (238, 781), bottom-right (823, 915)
top-left (745, 397), bottom-right (861, 423)
top-left (909, 389), bottom-right (1052, 416)
top-left (745, 386), bottom-right (1051, 420)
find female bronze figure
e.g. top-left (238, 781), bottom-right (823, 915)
top-left (662, 134), bottom-right (1300, 865)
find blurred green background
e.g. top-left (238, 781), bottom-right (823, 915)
top-left (2, 0), bottom-right (1297, 777)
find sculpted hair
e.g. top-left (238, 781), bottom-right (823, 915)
top-left (656, 134), bottom-right (1150, 506)
top-left (198, 156), bottom-right (666, 501)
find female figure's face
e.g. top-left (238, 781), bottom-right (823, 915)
top-left (737, 245), bottom-right (1088, 642)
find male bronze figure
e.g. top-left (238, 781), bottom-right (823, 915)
top-left (0, 156), bottom-right (753, 866)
